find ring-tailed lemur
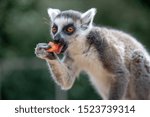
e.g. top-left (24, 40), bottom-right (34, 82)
top-left (35, 8), bottom-right (150, 99)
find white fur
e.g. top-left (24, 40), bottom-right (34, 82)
top-left (54, 18), bottom-right (74, 33)
top-left (47, 8), bottom-right (61, 21)
top-left (81, 8), bottom-right (97, 28)
top-left (67, 31), bottom-right (114, 99)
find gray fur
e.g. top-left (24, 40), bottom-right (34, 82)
top-left (56, 10), bottom-right (81, 21)
top-left (87, 29), bottom-right (129, 99)
top-left (129, 50), bottom-right (150, 99)
top-left (35, 8), bottom-right (150, 100)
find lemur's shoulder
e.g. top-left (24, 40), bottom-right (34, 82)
top-left (88, 26), bottom-right (146, 52)
top-left (85, 27), bottom-right (125, 72)
top-left (86, 26), bottom-right (124, 51)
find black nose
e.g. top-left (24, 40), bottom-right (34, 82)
top-left (54, 34), bottom-right (64, 43)
top-left (54, 35), bottom-right (60, 43)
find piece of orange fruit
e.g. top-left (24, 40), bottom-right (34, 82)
top-left (46, 42), bottom-right (63, 54)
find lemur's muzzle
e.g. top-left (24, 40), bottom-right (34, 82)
top-left (54, 34), bottom-right (62, 43)
top-left (53, 34), bottom-right (68, 53)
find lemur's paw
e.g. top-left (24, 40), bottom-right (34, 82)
top-left (132, 50), bottom-right (144, 64)
top-left (35, 43), bottom-right (56, 60)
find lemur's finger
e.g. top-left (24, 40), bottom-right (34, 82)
top-left (36, 43), bottom-right (50, 49)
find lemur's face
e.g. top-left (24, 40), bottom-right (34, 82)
top-left (48, 8), bottom-right (96, 53)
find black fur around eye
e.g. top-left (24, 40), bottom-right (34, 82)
top-left (63, 24), bottom-right (75, 35)
top-left (51, 24), bottom-right (58, 34)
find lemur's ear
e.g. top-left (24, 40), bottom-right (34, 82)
top-left (81, 8), bottom-right (97, 28)
top-left (47, 8), bottom-right (61, 21)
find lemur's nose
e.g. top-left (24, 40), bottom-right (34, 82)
top-left (54, 34), bottom-right (64, 43)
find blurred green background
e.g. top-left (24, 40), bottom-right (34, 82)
top-left (0, 0), bottom-right (150, 100)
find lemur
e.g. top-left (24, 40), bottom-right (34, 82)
top-left (35, 8), bottom-right (150, 99)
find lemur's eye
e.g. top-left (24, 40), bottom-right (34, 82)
top-left (51, 24), bottom-right (58, 34)
top-left (63, 24), bottom-right (75, 35)
top-left (66, 27), bottom-right (74, 33)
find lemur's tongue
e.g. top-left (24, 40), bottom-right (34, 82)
top-left (46, 42), bottom-right (63, 54)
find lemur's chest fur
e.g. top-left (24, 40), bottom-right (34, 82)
top-left (78, 53), bottom-right (113, 99)
top-left (67, 39), bottom-right (113, 99)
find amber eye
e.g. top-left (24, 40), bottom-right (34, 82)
top-left (51, 25), bottom-right (57, 34)
top-left (63, 24), bottom-right (75, 35)
top-left (66, 27), bottom-right (74, 33)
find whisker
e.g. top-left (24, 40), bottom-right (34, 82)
top-left (43, 17), bottom-right (50, 25)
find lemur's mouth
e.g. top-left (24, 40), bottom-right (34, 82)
top-left (59, 43), bottom-right (68, 54)
top-left (51, 42), bottom-right (68, 54)
top-left (52, 39), bottom-right (68, 54)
